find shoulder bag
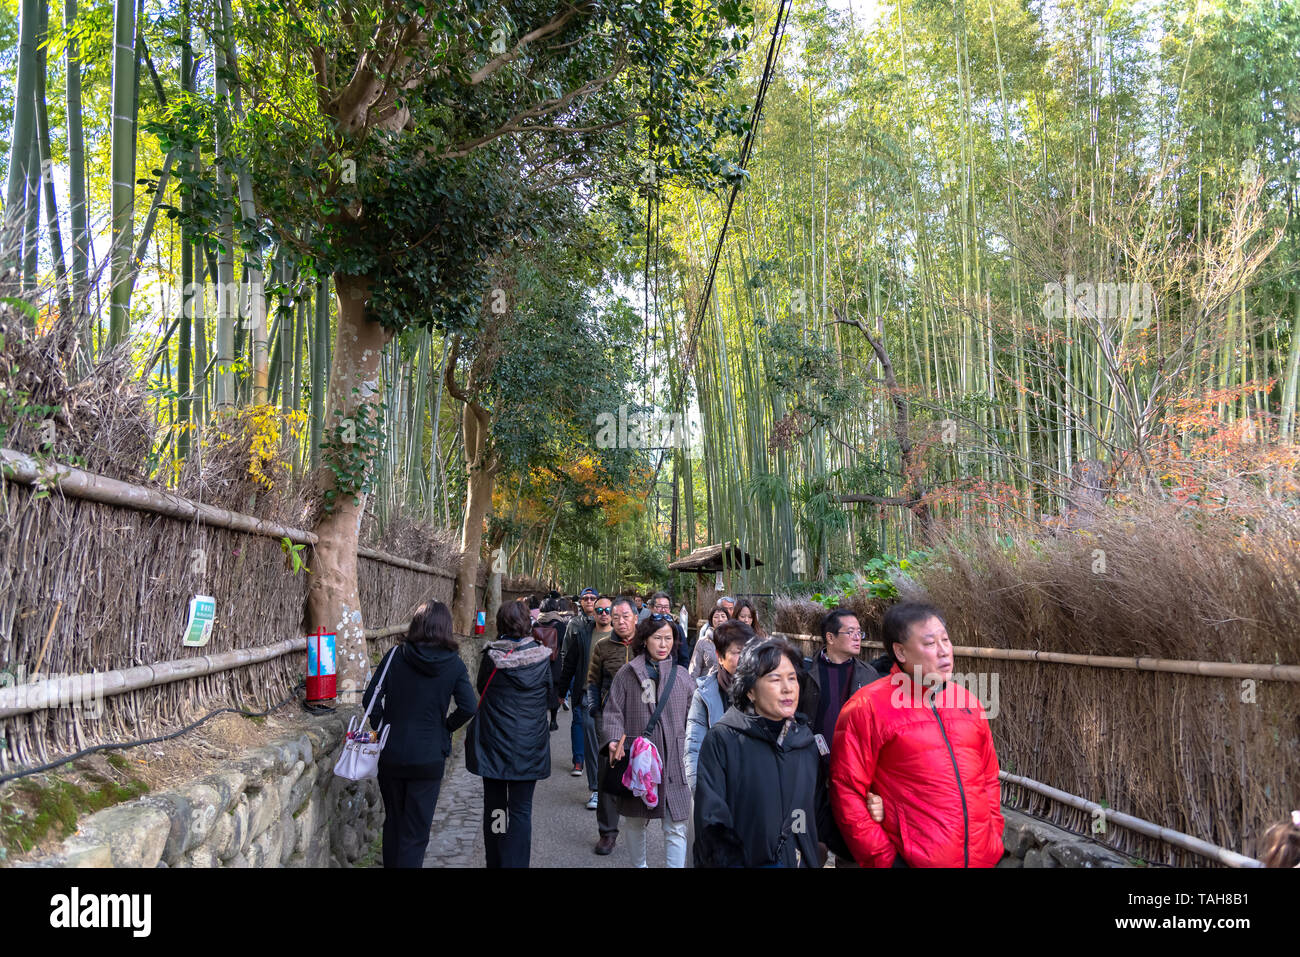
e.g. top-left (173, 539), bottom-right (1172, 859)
top-left (601, 659), bottom-right (678, 798)
top-left (333, 647), bottom-right (397, 781)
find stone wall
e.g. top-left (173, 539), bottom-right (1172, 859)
top-left (20, 713), bottom-right (381, 868)
top-left (998, 807), bottom-right (1133, 868)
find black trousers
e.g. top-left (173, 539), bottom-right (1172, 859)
top-left (378, 770), bottom-right (444, 868)
top-left (482, 778), bottom-right (538, 868)
top-left (594, 740), bottom-right (620, 837)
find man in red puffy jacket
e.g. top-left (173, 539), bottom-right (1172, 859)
top-left (830, 602), bottom-right (1004, 867)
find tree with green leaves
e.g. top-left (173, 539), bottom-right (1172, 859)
top-left (152, 0), bottom-right (754, 694)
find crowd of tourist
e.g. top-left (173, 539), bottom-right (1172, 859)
top-left (362, 587), bottom-right (1300, 870)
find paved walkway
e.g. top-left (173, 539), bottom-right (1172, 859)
top-left (422, 706), bottom-right (673, 868)
top-left (421, 760), bottom-right (484, 867)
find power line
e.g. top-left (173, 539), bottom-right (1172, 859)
top-left (678, 0), bottom-right (793, 379)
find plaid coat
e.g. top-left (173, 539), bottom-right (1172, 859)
top-left (601, 654), bottom-right (694, 823)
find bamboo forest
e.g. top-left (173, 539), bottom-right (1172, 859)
top-left (0, 0), bottom-right (1298, 880)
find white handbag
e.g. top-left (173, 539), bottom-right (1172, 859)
top-left (333, 649), bottom-right (396, 781)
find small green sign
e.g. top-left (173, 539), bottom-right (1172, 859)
top-left (183, 596), bottom-right (216, 647)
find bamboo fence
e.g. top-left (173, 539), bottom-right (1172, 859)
top-left (0, 450), bottom-right (456, 771)
top-left (774, 632), bottom-right (1297, 867)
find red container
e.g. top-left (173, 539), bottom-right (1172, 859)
top-left (474, 610), bottom-right (486, 635)
top-left (306, 629), bottom-right (337, 701)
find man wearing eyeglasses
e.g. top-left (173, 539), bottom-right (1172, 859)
top-left (798, 607), bottom-right (882, 866)
top-left (642, 591), bottom-right (690, 668)
top-left (558, 588), bottom-right (604, 799)
top-left (586, 596), bottom-right (638, 854)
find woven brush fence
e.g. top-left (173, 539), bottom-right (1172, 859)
top-left (0, 474), bottom-right (459, 771)
top-left (357, 557), bottom-right (455, 662)
top-left (909, 510), bottom-right (1298, 865)
top-left (769, 505), bottom-right (1300, 865)
top-left (0, 480), bottom-right (307, 769)
top-left (985, 661), bottom-right (1290, 867)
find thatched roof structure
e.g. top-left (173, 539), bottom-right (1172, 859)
top-left (667, 541), bottom-right (763, 573)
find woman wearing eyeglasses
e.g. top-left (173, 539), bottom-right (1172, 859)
top-left (602, 613), bottom-right (695, 867)
top-left (685, 619), bottom-right (753, 792)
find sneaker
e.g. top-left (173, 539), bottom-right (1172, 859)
top-left (561, 697), bottom-right (571, 711)
top-left (550, 717), bottom-right (560, 732)
top-left (570, 762), bottom-right (584, 777)
top-left (586, 792), bottom-right (600, 810)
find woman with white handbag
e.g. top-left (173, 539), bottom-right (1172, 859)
top-left (361, 600), bottom-right (476, 868)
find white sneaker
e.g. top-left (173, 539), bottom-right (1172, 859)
top-left (586, 792), bottom-right (599, 810)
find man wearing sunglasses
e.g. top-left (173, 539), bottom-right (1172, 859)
top-left (558, 588), bottom-right (604, 800)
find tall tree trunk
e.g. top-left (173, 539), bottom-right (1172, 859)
top-left (177, 0), bottom-right (194, 458)
top-left (213, 23), bottom-right (236, 407)
top-left (426, 337), bottom-right (448, 523)
top-left (306, 273), bottom-right (391, 700)
top-left (1, 0), bottom-right (39, 280)
top-left (21, 134), bottom-right (40, 293)
top-left (453, 449), bottom-right (496, 636)
top-left (446, 336), bottom-right (499, 636)
top-left (192, 240), bottom-right (208, 426)
top-left (217, 0), bottom-right (267, 403)
top-left (65, 0), bottom-right (88, 341)
top-left (107, 0), bottom-right (136, 344)
top-left (35, 0), bottom-right (72, 324)
top-left (309, 276), bottom-right (329, 468)
top-left (1278, 290), bottom-right (1300, 442)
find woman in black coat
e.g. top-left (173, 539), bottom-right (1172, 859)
top-left (693, 637), bottom-right (821, 867)
top-left (363, 599), bottom-right (476, 868)
top-left (466, 601), bottom-right (553, 868)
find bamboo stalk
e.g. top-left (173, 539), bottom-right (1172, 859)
top-left (1, 447), bottom-right (458, 579)
top-left (31, 600), bottom-right (65, 676)
top-left (1, 0), bottom-right (40, 274)
top-left (768, 632), bottom-right (1300, 681)
top-left (1000, 771), bottom-right (1260, 868)
top-left (0, 609), bottom-right (409, 718)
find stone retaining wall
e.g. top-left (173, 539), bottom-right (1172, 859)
top-left (21, 712), bottom-right (380, 868)
top-left (998, 807), bottom-right (1133, 867)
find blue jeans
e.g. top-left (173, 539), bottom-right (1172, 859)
top-left (570, 698), bottom-right (586, 766)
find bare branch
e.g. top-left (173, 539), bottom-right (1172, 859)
top-left (468, 4), bottom-right (590, 85)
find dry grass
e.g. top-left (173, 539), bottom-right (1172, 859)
top-left (782, 497), bottom-right (1299, 865)
top-left (0, 305), bottom-right (152, 482)
top-left (361, 510), bottom-right (462, 569)
top-left (772, 592), bottom-right (890, 641)
top-left (176, 414), bottom-right (309, 526)
top-left (912, 501), bottom-right (1300, 864)
top-left (0, 305), bottom-right (460, 773)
